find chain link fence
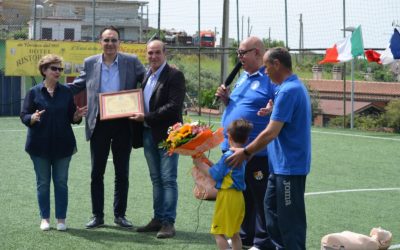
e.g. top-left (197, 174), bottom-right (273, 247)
top-left (1, 0), bottom-right (400, 120)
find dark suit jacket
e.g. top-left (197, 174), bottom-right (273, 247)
top-left (132, 63), bottom-right (186, 148)
top-left (68, 52), bottom-right (146, 140)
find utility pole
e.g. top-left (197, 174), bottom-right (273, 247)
top-left (220, 0), bottom-right (229, 85)
top-left (299, 13), bottom-right (304, 63)
top-left (241, 15), bottom-right (244, 41)
top-left (139, 4), bottom-right (143, 42)
top-left (284, 0), bottom-right (288, 48)
top-left (197, 0), bottom-right (201, 115)
top-left (342, 0), bottom-right (347, 128)
top-left (92, 0), bottom-right (95, 41)
top-left (214, 26), bottom-right (217, 44)
top-left (33, 0), bottom-right (37, 40)
top-left (157, 0), bottom-right (161, 38)
top-left (236, 0), bottom-right (240, 43)
top-left (268, 27), bottom-right (271, 47)
top-left (247, 16), bottom-right (250, 37)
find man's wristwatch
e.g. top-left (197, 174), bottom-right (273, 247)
top-left (243, 147), bottom-right (251, 157)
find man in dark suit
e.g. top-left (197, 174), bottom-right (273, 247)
top-left (68, 26), bottom-right (146, 229)
top-left (129, 40), bottom-right (186, 238)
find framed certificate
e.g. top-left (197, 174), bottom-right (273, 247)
top-left (99, 89), bottom-right (144, 120)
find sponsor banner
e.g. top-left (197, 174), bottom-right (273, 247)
top-left (5, 40), bottom-right (146, 76)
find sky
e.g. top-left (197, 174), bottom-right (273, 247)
top-left (144, 0), bottom-right (400, 51)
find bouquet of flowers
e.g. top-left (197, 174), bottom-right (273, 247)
top-left (160, 121), bottom-right (224, 157)
top-left (160, 121), bottom-right (224, 200)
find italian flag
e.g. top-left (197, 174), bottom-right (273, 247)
top-left (319, 25), bottom-right (364, 64)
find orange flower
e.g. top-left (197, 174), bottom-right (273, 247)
top-left (160, 121), bottom-right (224, 156)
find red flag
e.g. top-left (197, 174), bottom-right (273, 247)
top-left (365, 49), bottom-right (382, 64)
top-left (319, 45), bottom-right (340, 64)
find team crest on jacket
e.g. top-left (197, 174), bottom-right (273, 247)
top-left (251, 80), bottom-right (260, 90)
top-left (253, 170), bottom-right (264, 180)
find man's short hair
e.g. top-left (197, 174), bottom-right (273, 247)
top-left (99, 26), bottom-right (120, 39)
top-left (227, 119), bottom-right (253, 145)
top-left (267, 47), bottom-right (292, 71)
top-left (147, 39), bottom-right (166, 52)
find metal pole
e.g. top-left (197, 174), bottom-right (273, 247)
top-left (236, 0), bottom-right (240, 43)
top-left (221, 0), bottom-right (229, 83)
top-left (92, 0), bottom-right (95, 41)
top-left (157, 0), bottom-right (161, 38)
top-left (342, 0), bottom-right (346, 128)
top-left (350, 58), bottom-right (355, 129)
top-left (284, 0), bottom-right (288, 48)
top-left (38, 6), bottom-right (42, 39)
top-left (139, 4), bottom-right (143, 42)
top-left (268, 27), bottom-right (271, 47)
top-left (33, 0), bottom-right (37, 40)
top-left (247, 17), bottom-right (249, 37)
top-left (241, 15), bottom-right (243, 41)
top-left (197, 0), bottom-right (201, 116)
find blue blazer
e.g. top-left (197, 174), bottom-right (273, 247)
top-left (69, 52), bottom-right (146, 140)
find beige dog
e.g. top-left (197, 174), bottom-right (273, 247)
top-left (321, 227), bottom-right (392, 250)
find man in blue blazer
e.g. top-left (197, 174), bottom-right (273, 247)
top-left (69, 26), bottom-right (146, 229)
top-left (130, 40), bottom-right (186, 238)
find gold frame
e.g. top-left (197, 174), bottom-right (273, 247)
top-left (99, 89), bottom-right (144, 120)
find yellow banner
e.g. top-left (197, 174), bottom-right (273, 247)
top-left (5, 40), bottom-right (146, 76)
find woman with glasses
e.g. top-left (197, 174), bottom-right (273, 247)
top-left (20, 54), bottom-right (87, 231)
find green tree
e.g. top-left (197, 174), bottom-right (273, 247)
top-left (168, 54), bottom-right (221, 109)
top-left (373, 69), bottom-right (395, 82)
top-left (384, 99), bottom-right (400, 132)
top-left (303, 80), bottom-right (320, 123)
top-left (13, 30), bottom-right (28, 39)
top-left (263, 38), bottom-right (285, 48)
top-left (143, 28), bottom-right (166, 42)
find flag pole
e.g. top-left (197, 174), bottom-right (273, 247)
top-left (350, 58), bottom-right (355, 129)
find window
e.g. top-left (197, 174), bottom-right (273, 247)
top-left (41, 28), bottom-right (52, 40)
top-left (64, 28), bottom-right (75, 40)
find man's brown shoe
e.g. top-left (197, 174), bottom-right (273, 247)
top-left (156, 223), bottom-right (176, 239)
top-left (136, 218), bottom-right (162, 232)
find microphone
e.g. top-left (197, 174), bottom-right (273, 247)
top-left (224, 61), bottom-right (242, 87)
top-left (213, 62), bottom-right (242, 105)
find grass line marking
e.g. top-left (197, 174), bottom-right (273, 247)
top-left (389, 244), bottom-right (400, 249)
top-left (0, 125), bottom-right (85, 132)
top-left (312, 130), bottom-right (400, 141)
top-left (306, 187), bottom-right (400, 196)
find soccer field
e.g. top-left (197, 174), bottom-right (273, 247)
top-left (0, 116), bottom-right (399, 249)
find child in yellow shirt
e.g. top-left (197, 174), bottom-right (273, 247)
top-left (196, 119), bottom-right (253, 250)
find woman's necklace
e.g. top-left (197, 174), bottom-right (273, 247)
top-left (44, 81), bottom-right (56, 96)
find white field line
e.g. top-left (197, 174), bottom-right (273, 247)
top-left (0, 125), bottom-right (85, 132)
top-left (306, 187), bottom-right (400, 196)
top-left (389, 244), bottom-right (400, 249)
top-left (1, 122), bottom-right (400, 142)
top-left (307, 187), bottom-right (400, 250)
top-left (312, 130), bottom-right (400, 141)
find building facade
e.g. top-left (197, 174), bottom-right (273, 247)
top-left (27, 0), bottom-right (148, 41)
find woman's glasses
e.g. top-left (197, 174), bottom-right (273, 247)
top-left (49, 66), bottom-right (64, 72)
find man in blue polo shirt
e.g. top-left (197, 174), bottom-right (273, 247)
top-left (227, 47), bottom-right (311, 250)
top-left (216, 36), bottom-right (276, 250)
